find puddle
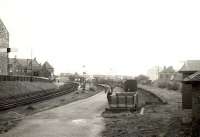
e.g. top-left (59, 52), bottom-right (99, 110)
top-left (71, 119), bottom-right (87, 125)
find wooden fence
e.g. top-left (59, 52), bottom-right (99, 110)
top-left (0, 75), bottom-right (51, 82)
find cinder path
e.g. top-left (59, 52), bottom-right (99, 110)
top-left (1, 92), bottom-right (107, 137)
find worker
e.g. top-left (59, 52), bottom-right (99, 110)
top-left (107, 87), bottom-right (112, 104)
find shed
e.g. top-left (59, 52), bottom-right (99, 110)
top-left (179, 60), bottom-right (200, 109)
top-left (183, 72), bottom-right (200, 135)
top-left (183, 72), bottom-right (200, 122)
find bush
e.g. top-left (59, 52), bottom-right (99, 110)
top-left (167, 82), bottom-right (180, 91)
top-left (89, 87), bottom-right (96, 92)
top-left (157, 80), bottom-right (180, 90)
top-left (157, 81), bottom-right (168, 89)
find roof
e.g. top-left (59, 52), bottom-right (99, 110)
top-left (9, 58), bottom-right (41, 69)
top-left (43, 61), bottom-right (53, 69)
top-left (183, 71), bottom-right (200, 82)
top-left (0, 19), bottom-right (9, 37)
top-left (0, 18), bottom-right (9, 48)
top-left (179, 60), bottom-right (200, 72)
top-left (9, 58), bottom-right (31, 67)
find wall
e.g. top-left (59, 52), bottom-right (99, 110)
top-left (182, 83), bottom-right (192, 109)
top-left (0, 19), bottom-right (9, 75)
top-left (137, 88), bottom-right (163, 108)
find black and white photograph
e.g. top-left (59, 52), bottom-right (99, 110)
top-left (0, 0), bottom-right (200, 137)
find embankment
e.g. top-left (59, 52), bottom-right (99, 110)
top-left (0, 81), bottom-right (58, 99)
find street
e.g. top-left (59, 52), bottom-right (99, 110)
top-left (0, 92), bottom-right (107, 137)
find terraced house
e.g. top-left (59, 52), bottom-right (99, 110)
top-left (0, 18), bottom-right (9, 75)
top-left (8, 57), bottom-right (54, 78)
top-left (9, 57), bottom-right (41, 76)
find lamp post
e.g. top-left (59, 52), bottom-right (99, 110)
top-left (82, 65), bottom-right (86, 90)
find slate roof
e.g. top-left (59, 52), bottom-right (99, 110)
top-left (9, 58), bottom-right (41, 69)
top-left (0, 18), bottom-right (9, 39)
top-left (179, 60), bottom-right (200, 72)
top-left (0, 18), bottom-right (9, 48)
top-left (183, 71), bottom-right (200, 82)
top-left (43, 61), bottom-right (53, 69)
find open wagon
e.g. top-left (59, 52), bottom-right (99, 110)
top-left (107, 79), bottom-right (138, 111)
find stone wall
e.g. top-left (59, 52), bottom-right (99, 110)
top-left (0, 19), bottom-right (9, 75)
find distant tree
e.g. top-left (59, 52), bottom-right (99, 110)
top-left (68, 75), bottom-right (75, 81)
top-left (135, 74), bottom-right (150, 84)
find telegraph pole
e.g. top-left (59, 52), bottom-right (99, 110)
top-left (82, 65), bottom-right (86, 90)
top-left (30, 48), bottom-right (33, 81)
top-left (156, 65), bottom-right (160, 80)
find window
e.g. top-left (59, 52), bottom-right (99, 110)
top-left (24, 68), bottom-right (27, 73)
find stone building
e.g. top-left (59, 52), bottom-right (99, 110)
top-left (0, 19), bottom-right (9, 75)
top-left (9, 57), bottom-right (42, 76)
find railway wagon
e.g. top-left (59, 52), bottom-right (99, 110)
top-left (107, 79), bottom-right (138, 111)
top-left (124, 79), bottom-right (137, 92)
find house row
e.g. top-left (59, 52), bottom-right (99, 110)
top-left (8, 57), bottom-right (54, 78)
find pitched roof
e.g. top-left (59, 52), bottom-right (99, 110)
top-left (0, 19), bottom-right (9, 37)
top-left (179, 60), bottom-right (200, 72)
top-left (43, 61), bottom-right (53, 69)
top-left (0, 18), bottom-right (9, 48)
top-left (9, 58), bottom-right (29, 66)
top-left (9, 58), bottom-right (41, 69)
top-left (184, 71), bottom-right (200, 82)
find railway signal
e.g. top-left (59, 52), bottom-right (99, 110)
top-left (0, 47), bottom-right (17, 75)
top-left (0, 47), bottom-right (17, 53)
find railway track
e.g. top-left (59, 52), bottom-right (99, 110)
top-left (0, 83), bottom-right (78, 111)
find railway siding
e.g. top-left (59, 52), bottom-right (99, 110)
top-left (0, 81), bottom-right (78, 111)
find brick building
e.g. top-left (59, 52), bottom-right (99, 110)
top-left (41, 61), bottom-right (54, 78)
top-left (0, 19), bottom-right (9, 75)
top-left (8, 57), bottom-right (54, 78)
top-left (9, 57), bottom-right (41, 76)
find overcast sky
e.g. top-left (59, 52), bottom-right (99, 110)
top-left (0, 0), bottom-right (200, 76)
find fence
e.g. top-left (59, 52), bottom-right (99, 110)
top-left (0, 75), bottom-right (51, 82)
